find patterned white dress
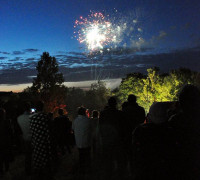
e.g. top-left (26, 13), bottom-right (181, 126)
top-left (30, 112), bottom-right (52, 169)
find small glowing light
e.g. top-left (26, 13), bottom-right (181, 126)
top-left (133, 19), bottom-right (137, 23)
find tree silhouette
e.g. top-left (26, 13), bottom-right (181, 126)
top-left (32, 52), bottom-right (65, 112)
top-left (33, 52), bottom-right (64, 92)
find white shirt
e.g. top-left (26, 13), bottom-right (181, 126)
top-left (72, 115), bottom-right (92, 148)
top-left (17, 111), bottom-right (31, 141)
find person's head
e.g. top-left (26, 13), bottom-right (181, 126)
top-left (148, 102), bottom-right (169, 124)
top-left (78, 107), bottom-right (86, 116)
top-left (179, 84), bottom-right (200, 113)
top-left (58, 108), bottom-right (64, 116)
top-left (35, 101), bottom-right (44, 112)
top-left (0, 108), bottom-right (6, 123)
top-left (48, 112), bottom-right (54, 120)
top-left (23, 102), bottom-right (31, 113)
top-left (128, 94), bottom-right (137, 103)
top-left (92, 110), bottom-right (99, 118)
top-left (108, 97), bottom-right (117, 107)
top-left (122, 101), bottom-right (128, 111)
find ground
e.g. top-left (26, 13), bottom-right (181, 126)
top-left (1, 147), bottom-right (133, 180)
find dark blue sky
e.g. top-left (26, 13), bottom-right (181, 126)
top-left (0, 0), bottom-right (200, 89)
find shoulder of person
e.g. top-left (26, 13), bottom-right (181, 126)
top-left (168, 112), bottom-right (183, 125)
top-left (17, 114), bottom-right (23, 121)
top-left (29, 113), bottom-right (37, 119)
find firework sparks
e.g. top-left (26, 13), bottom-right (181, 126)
top-left (74, 9), bottom-right (147, 53)
top-left (74, 12), bottom-right (121, 51)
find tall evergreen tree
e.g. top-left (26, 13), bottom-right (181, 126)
top-left (32, 52), bottom-right (65, 112)
top-left (32, 52), bottom-right (64, 92)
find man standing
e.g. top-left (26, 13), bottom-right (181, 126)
top-left (54, 108), bottom-right (72, 154)
top-left (99, 97), bottom-right (125, 179)
top-left (72, 107), bottom-right (92, 176)
top-left (122, 94), bottom-right (146, 173)
top-left (17, 102), bottom-right (32, 175)
top-left (122, 94), bottom-right (145, 131)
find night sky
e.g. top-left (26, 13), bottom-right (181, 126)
top-left (1, 0), bottom-right (200, 91)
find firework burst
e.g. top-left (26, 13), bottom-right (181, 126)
top-left (74, 12), bottom-right (122, 51)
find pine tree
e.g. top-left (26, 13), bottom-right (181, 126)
top-left (32, 52), bottom-right (64, 92)
top-left (32, 52), bottom-right (65, 112)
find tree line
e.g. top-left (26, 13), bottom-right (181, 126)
top-left (2, 52), bottom-right (199, 117)
top-left (114, 67), bottom-right (200, 111)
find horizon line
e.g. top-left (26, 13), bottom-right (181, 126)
top-left (0, 78), bottom-right (122, 92)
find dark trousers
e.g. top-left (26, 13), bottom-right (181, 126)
top-left (24, 141), bottom-right (32, 175)
top-left (100, 145), bottom-right (126, 180)
top-left (78, 147), bottom-right (91, 174)
top-left (0, 155), bottom-right (9, 174)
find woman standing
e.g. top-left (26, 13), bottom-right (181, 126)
top-left (0, 108), bottom-right (13, 177)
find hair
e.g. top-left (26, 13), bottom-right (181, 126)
top-left (58, 108), bottom-right (64, 115)
top-left (108, 97), bottom-right (117, 107)
top-left (78, 107), bottom-right (86, 116)
top-left (128, 94), bottom-right (136, 103)
top-left (92, 110), bottom-right (99, 118)
top-left (35, 101), bottom-right (44, 112)
top-left (24, 102), bottom-right (31, 112)
top-left (148, 102), bottom-right (169, 124)
top-left (48, 112), bottom-right (54, 120)
top-left (122, 101), bottom-right (129, 111)
top-left (179, 84), bottom-right (200, 112)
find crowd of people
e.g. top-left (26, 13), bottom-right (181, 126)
top-left (0, 84), bottom-right (200, 180)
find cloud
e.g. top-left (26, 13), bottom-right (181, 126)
top-left (130, 31), bottom-right (167, 49)
top-left (147, 31), bottom-right (168, 47)
top-left (131, 37), bottom-right (146, 48)
top-left (8, 57), bottom-right (22, 62)
top-left (55, 55), bottom-right (68, 58)
top-left (0, 51), bottom-right (10, 55)
top-left (56, 51), bottom-right (68, 54)
top-left (25, 58), bottom-right (36, 61)
top-left (0, 57), bottom-right (7, 60)
top-left (158, 31), bottom-right (167, 39)
top-left (88, 47), bottom-right (154, 57)
top-left (1, 47), bottom-right (200, 85)
top-left (67, 52), bottom-right (85, 56)
top-left (12, 51), bottom-right (25, 55)
top-left (24, 49), bottom-right (40, 53)
top-left (0, 68), bottom-right (36, 84)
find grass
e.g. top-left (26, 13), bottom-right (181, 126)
top-left (1, 147), bottom-right (79, 180)
top-left (1, 147), bottom-right (133, 180)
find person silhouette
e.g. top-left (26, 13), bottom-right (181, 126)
top-left (30, 101), bottom-right (53, 179)
top-left (133, 102), bottom-right (176, 180)
top-left (0, 108), bottom-right (13, 177)
top-left (72, 107), bottom-right (92, 177)
top-left (99, 97), bottom-right (125, 179)
top-left (17, 102), bottom-right (32, 175)
top-left (169, 84), bottom-right (200, 180)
